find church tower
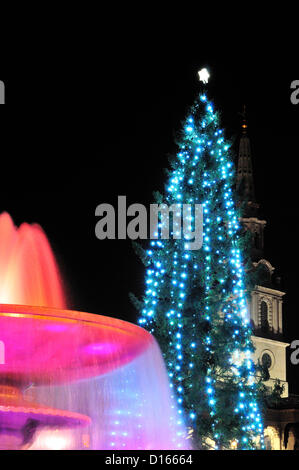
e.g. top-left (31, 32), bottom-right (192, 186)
top-left (236, 108), bottom-right (289, 401)
top-left (236, 108), bottom-right (299, 450)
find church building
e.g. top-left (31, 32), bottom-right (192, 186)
top-left (236, 110), bottom-right (299, 450)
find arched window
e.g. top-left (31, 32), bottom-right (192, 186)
top-left (260, 301), bottom-right (269, 330)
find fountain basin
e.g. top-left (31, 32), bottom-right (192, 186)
top-left (0, 213), bottom-right (190, 450)
top-left (0, 304), bottom-right (154, 387)
top-left (0, 385), bottom-right (91, 449)
top-left (0, 304), bottom-right (155, 449)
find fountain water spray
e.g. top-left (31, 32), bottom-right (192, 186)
top-left (0, 212), bottom-right (190, 450)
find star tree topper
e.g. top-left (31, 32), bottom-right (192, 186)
top-left (198, 68), bottom-right (210, 84)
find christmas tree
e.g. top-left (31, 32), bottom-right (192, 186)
top-left (131, 76), bottom-right (264, 450)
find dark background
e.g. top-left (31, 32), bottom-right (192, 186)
top-left (0, 18), bottom-right (298, 390)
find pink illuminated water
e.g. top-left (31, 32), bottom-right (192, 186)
top-left (0, 212), bottom-right (66, 308)
top-left (0, 213), bottom-right (190, 450)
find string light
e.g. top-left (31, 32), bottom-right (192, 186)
top-left (138, 92), bottom-right (264, 450)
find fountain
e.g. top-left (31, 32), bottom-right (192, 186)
top-left (0, 213), bottom-right (189, 450)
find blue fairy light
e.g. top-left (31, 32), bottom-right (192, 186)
top-left (138, 91), bottom-right (264, 450)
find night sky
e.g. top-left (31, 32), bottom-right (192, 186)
top-left (0, 23), bottom-right (298, 389)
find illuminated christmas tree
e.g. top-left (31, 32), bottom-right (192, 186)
top-left (131, 73), bottom-right (264, 449)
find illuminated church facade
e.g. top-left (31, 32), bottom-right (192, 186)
top-left (236, 112), bottom-right (299, 450)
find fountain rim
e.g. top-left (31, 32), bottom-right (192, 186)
top-left (0, 303), bottom-right (153, 341)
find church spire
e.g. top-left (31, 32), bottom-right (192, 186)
top-left (236, 106), bottom-right (257, 214)
top-left (241, 104), bottom-right (248, 135)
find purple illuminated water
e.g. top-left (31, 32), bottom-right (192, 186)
top-left (26, 340), bottom-right (190, 450)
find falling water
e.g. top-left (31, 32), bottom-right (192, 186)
top-left (26, 339), bottom-right (189, 450)
top-left (0, 212), bottom-right (190, 450)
